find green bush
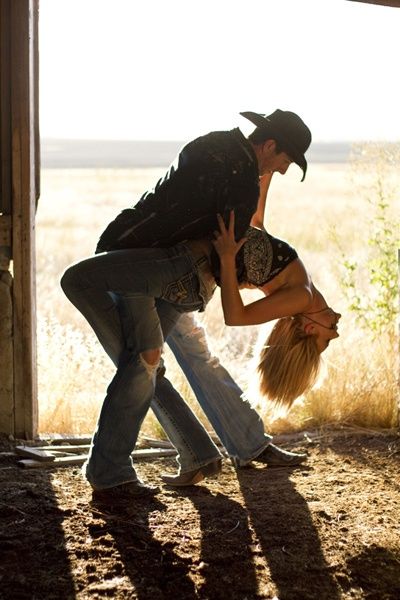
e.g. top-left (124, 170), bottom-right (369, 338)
top-left (332, 142), bottom-right (399, 339)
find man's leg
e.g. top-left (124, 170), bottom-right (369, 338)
top-left (61, 257), bottom-right (163, 489)
top-left (60, 247), bottom-right (222, 492)
top-left (58, 248), bottom-right (182, 490)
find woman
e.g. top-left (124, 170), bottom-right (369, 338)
top-left (155, 213), bottom-right (341, 486)
top-left (212, 210), bottom-right (341, 407)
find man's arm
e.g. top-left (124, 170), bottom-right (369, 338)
top-left (250, 172), bottom-right (273, 230)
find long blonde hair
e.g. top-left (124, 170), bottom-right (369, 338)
top-left (258, 316), bottom-right (321, 408)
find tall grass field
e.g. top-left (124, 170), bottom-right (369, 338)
top-left (36, 147), bottom-right (399, 437)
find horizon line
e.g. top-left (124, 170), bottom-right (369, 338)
top-left (41, 137), bottom-right (362, 144)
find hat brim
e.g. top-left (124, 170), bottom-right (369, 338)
top-left (240, 111), bottom-right (307, 181)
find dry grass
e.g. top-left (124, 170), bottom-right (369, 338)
top-left (36, 163), bottom-right (399, 436)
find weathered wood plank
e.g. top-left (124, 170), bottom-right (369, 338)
top-left (0, 215), bottom-right (11, 246)
top-left (15, 446), bottom-right (56, 461)
top-left (18, 447), bottom-right (178, 469)
top-left (0, 1), bottom-right (14, 437)
top-left (0, 269), bottom-right (13, 432)
top-left (0, 214), bottom-right (11, 270)
top-left (19, 443), bottom-right (92, 452)
top-left (19, 456), bottom-right (85, 469)
top-left (40, 435), bottom-right (93, 445)
top-left (0, 0), bottom-right (12, 215)
top-left (10, 0), bottom-right (39, 438)
top-left (349, 1), bottom-right (400, 7)
top-left (33, 0), bottom-right (40, 207)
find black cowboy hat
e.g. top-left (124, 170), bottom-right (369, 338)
top-left (240, 109), bottom-right (312, 181)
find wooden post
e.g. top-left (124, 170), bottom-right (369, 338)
top-left (0, 0), bottom-right (40, 438)
top-left (0, 0), bottom-right (14, 434)
top-left (10, 0), bottom-right (39, 438)
top-left (0, 215), bottom-right (13, 431)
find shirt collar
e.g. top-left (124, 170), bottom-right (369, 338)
top-left (230, 128), bottom-right (258, 168)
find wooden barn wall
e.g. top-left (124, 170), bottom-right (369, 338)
top-left (0, 0), bottom-right (40, 438)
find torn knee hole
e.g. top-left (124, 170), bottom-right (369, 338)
top-left (187, 325), bottom-right (205, 338)
top-left (140, 348), bottom-right (162, 367)
top-left (185, 325), bottom-right (208, 347)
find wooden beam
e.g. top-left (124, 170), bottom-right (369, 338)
top-left (0, 0), bottom-right (12, 215)
top-left (33, 0), bottom-right (40, 207)
top-left (347, 0), bottom-right (400, 7)
top-left (10, 0), bottom-right (39, 439)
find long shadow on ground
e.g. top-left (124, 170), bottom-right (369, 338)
top-left (237, 465), bottom-right (341, 600)
top-left (346, 545), bottom-right (400, 597)
top-left (174, 486), bottom-right (259, 600)
top-left (0, 443), bottom-right (76, 600)
top-left (102, 495), bottom-right (198, 600)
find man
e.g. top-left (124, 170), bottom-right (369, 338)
top-left (65, 109), bottom-right (312, 500)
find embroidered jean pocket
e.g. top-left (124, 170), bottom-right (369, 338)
top-left (163, 272), bottom-right (200, 306)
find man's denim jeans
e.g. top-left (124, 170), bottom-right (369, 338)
top-left (61, 245), bottom-right (221, 490)
top-left (153, 313), bottom-right (271, 469)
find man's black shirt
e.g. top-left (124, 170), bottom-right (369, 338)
top-left (96, 128), bottom-right (260, 280)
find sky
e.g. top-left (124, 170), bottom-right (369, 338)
top-left (39, 0), bottom-right (400, 143)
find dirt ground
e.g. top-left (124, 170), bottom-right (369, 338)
top-left (1, 430), bottom-right (400, 600)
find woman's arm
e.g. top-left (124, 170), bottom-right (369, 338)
top-left (222, 284), bottom-right (312, 326)
top-left (212, 212), bottom-right (247, 322)
top-left (213, 211), bottom-right (312, 326)
top-left (250, 172), bottom-right (273, 230)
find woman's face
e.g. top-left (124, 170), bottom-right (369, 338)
top-left (302, 307), bottom-right (341, 353)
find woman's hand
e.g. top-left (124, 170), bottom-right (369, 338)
top-left (212, 211), bottom-right (246, 260)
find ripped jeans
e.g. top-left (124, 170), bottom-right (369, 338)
top-left (153, 313), bottom-right (271, 470)
top-left (60, 245), bottom-right (220, 490)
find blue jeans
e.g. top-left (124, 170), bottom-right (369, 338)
top-left (154, 313), bottom-right (271, 469)
top-left (61, 245), bottom-right (220, 490)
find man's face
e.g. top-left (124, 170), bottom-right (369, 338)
top-left (259, 141), bottom-right (292, 176)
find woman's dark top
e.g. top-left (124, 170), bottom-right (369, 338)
top-left (238, 227), bottom-right (298, 286)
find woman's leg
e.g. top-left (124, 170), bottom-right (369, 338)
top-left (150, 300), bottom-right (222, 474)
top-left (161, 315), bottom-right (306, 468)
top-left (151, 385), bottom-right (222, 473)
top-left (162, 313), bottom-right (271, 463)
